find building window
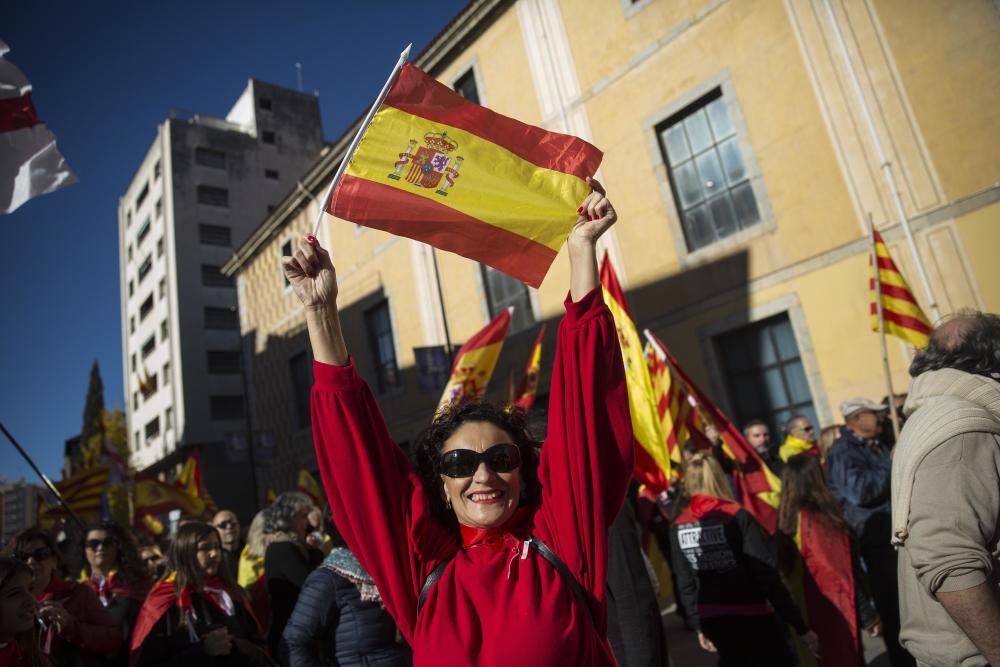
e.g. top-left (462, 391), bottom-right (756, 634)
top-left (144, 416), bottom-right (160, 442)
top-left (453, 69), bottom-right (480, 104)
top-left (715, 313), bottom-right (817, 438)
top-left (155, 198), bottom-right (162, 219)
top-left (199, 224), bottom-right (231, 246)
top-left (204, 306), bottom-right (238, 330)
top-left (153, 160), bottom-right (161, 180)
top-left (657, 89), bottom-right (761, 251)
top-left (261, 130), bottom-right (276, 145)
top-left (163, 362), bottom-right (170, 385)
top-left (128, 279), bottom-right (134, 298)
top-left (165, 407), bottom-right (173, 431)
top-left (132, 392), bottom-right (139, 411)
top-left (201, 265), bottom-right (233, 287)
top-left (127, 244), bottom-right (133, 262)
top-left (210, 395), bottom-right (245, 420)
top-left (481, 265), bottom-right (534, 333)
top-left (156, 237), bottom-right (163, 258)
top-left (129, 316), bottom-right (135, 334)
top-left (259, 97), bottom-right (272, 111)
top-left (137, 254), bottom-right (153, 284)
top-left (264, 168), bottom-right (279, 180)
top-left (158, 278), bottom-right (166, 300)
top-left (289, 351), bottom-right (312, 429)
top-left (137, 217), bottom-right (151, 245)
top-left (196, 185), bottom-right (229, 207)
top-left (135, 182), bottom-right (149, 211)
top-left (131, 353), bottom-right (137, 372)
top-left (194, 147), bottom-right (227, 170)
top-left (140, 372), bottom-right (158, 399)
top-left (281, 240), bottom-right (293, 287)
top-left (206, 350), bottom-right (241, 374)
top-left (139, 294), bottom-right (154, 322)
top-left (134, 430), bottom-right (141, 449)
top-left (364, 301), bottom-right (400, 392)
top-left (160, 320), bottom-right (168, 342)
top-left (141, 335), bottom-right (155, 359)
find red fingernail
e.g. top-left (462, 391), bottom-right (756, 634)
top-left (306, 235), bottom-right (317, 245)
top-left (588, 214), bottom-right (594, 221)
top-left (576, 207), bottom-right (583, 213)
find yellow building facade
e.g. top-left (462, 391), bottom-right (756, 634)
top-left (225, 0), bottom-right (1000, 493)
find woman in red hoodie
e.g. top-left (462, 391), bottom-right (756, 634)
top-left (0, 556), bottom-right (49, 667)
top-left (9, 527), bottom-right (119, 665)
top-left (283, 180), bottom-right (633, 666)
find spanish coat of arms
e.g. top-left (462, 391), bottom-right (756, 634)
top-left (388, 131), bottom-right (464, 196)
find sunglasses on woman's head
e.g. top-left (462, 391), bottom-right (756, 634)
top-left (85, 538), bottom-right (115, 551)
top-left (438, 443), bottom-right (522, 479)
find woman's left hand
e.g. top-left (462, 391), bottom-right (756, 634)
top-left (568, 177), bottom-right (617, 247)
top-left (37, 600), bottom-right (73, 632)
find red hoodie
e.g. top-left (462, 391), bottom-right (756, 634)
top-left (312, 288), bottom-right (634, 667)
top-left (37, 576), bottom-right (120, 659)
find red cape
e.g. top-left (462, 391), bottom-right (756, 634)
top-left (674, 494), bottom-right (742, 525)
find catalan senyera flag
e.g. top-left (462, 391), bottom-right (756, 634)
top-left (176, 452), bottom-right (217, 518)
top-left (645, 330), bottom-right (782, 533)
top-left (870, 230), bottom-right (932, 348)
top-left (437, 307), bottom-right (513, 410)
top-left (331, 63), bottom-right (602, 288)
top-left (599, 254), bottom-right (671, 493)
top-left (645, 342), bottom-right (693, 468)
top-left (134, 474), bottom-right (205, 517)
top-left (513, 324), bottom-right (548, 412)
top-left (297, 469), bottom-right (325, 508)
top-left (40, 464), bottom-right (110, 523)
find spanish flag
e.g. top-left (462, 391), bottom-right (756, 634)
top-left (870, 230), bottom-right (932, 348)
top-left (331, 63), bottom-right (602, 288)
top-left (134, 474), bottom-right (204, 517)
top-left (599, 255), bottom-right (671, 493)
top-left (438, 307), bottom-right (513, 410)
top-left (297, 468), bottom-right (325, 507)
top-left (176, 452), bottom-right (217, 517)
top-left (645, 330), bottom-right (782, 533)
top-left (513, 324), bottom-right (547, 412)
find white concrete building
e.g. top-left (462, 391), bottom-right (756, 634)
top-left (118, 80), bottom-right (323, 515)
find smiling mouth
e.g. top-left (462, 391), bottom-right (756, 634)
top-left (468, 489), bottom-right (506, 505)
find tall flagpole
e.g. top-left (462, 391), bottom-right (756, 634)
top-left (823, 0), bottom-right (940, 323)
top-left (869, 214), bottom-right (901, 440)
top-left (311, 43), bottom-right (413, 240)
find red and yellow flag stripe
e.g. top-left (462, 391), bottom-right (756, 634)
top-left (438, 307), bottom-right (513, 410)
top-left (869, 230), bottom-right (932, 348)
top-left (513, 324), bottom-right (547, 412)
top-left (332, 64), bottom-right (602, 288)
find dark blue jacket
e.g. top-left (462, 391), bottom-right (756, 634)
top-left (281, 565), bottom-right (410, 667)
top-left (825, 428), bottom-right (892, 541)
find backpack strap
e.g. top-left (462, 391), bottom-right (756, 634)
top-left (415, 536), bottom-right (595, 629)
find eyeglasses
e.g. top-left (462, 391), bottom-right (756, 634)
top-left (143, 554), bottom-right (162, 564)
top-left (214, 520), bottom-right (239, 529)
top-left (19, 547), bottom-right (53, 562)
top-left (438, 443), bottom-right (522, 479)
top-left (802, 425), bottom-right (815, 432)
top-left (85, 537), bottom-right (115, 551)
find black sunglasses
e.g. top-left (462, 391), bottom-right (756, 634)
top-left (19, 547), bottom-right (53, 562)
top-left (439, 443), bottom-right (522, 479)
top-left (214, 520), bottom-right (239, 529)
top-left (85, 537), bottom-right (115, 551)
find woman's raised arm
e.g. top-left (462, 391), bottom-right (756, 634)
top-left (282, 236), bottom-right (348, 366)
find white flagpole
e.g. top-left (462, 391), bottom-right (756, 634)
top-left (870, 213), bottom-right (901, 440)
top-left (822, 0), bottom-right (940, 323)
top-left (311, 43), bottom-right (412, 239)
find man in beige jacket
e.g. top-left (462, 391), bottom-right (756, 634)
top-left (892, 312), bottom-right (1000, 667)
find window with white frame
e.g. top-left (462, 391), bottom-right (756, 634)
top-left (481, 265), bottom-right (534, 333)
top-left (453, 69), bottom-right (480, 104)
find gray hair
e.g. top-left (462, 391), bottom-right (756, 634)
top-left (264, 491), bottom-right (312, 534)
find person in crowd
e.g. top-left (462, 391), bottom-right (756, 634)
top-left (80, 520), bottom-right (151, 665)
top-left (777, 455), bottom-right (881, 665)
top-left (7, 527), bottom-right (120, 665)
top-left (212, 510), bottom-right (243, 582)
top-left (137, 536), bottom-right (167, 581)
top-left (0, 556), bottom-right (49, 667)
top-left (827, 397), bottom-right (913, 666)
top-left (238, 509), bottom-right (270, 588)
top-left (892, 312), bottom-right (1000, 666)
top-left (286, 180), bottom-right (633, 664)
top-left (129, 521), bottom-right (271, 666)
top-left (743, 419), bottom-right (782, 474)
top-left (304, 508), bottom-right (329, 554)
top-left (281, 519), bottom-right (409, 667)
top-left (817, 424), bottom-right (841, 459)
top-left (670, 453), bottom-right (816, 666)
top-left (264, 492), bottom-right (322, 661)
top-left (779, 415), bottom-right (820, 462)
top-left (879, 393), bottom-right (908, 448)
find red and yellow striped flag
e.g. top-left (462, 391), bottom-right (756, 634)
top-left (331, 64), bottom-right (602, 288)
top-left (870, 230), bottom-right (931, 348)
top-left (176, 452), bottom-right (217, 518)
top-left (645, 330), bottom-right (782, 533)
top-left (438, 307), bottom-right (513, 410)
top-left (297, 468), bottom-right (325, 508)
top-left (513, 324), bottom-right (547, 412)
top-left (645, 343), bottom-right (692, 467)
top-left (599, 254), bottom-right (671, 493)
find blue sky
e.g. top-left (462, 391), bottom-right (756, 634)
top-left (1, 1), bottom-right (468, 482)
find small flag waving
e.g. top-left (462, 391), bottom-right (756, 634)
top-left (870, 230), bottom-right (932, 348)
top-left (331, 63), bottom-right (602, 288)
top-left (297, 468), bottom-right (325, 507)
top-left (134, 475), bottom-right (205, 517)
top-left (645, 343), bottom-right (692, 467)
top-left (599, 255), bottom-right (671, 493)
top-left (513, 324), bottom-right (548, 412)
top-left (177, 452), bottom-right (217, 517)
top-left (438, 307), bottom-right (513, 410)
top-left (0, 40), bottom-right (77, 214)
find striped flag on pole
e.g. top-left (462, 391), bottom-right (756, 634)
top-left (513, 324), bottom-right (547, 412)
top-left (40, 465), bottom-right (110, 523)
top-left (331, 63), bottom-right (602, 288)
top-left (0, 40), bottom-right (77, 214)
top-left (870, 230), bottom-right (932, 348)
top-left (438, 307), bottom-right (513, 410)
top-left (645, 342), bottom-right (692, 468)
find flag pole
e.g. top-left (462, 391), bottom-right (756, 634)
top-left (823, 0), bottom-right (940, 323)
top-left (311, 43), bottom-right (412, 240)
top-left (869, 214), bottom-right (901, 440)
top-left (0, 421), bottom-right (86, 530)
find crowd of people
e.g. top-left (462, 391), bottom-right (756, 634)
top-left (2, 180), bottom-right (997, 666)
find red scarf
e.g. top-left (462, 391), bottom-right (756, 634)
top-left (459, 506), bottom-right (533, 551)
top-left (83, 570), bottom-right (140, 605)
top-left (674, 493), bottom-right (742, 525)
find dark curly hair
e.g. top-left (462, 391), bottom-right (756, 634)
top-left (414, 400), bottom-right (542, 532)
top-left (80, 520), bottom-right (151, 596)
top-left (909, 311), bottom-right (1000, 379)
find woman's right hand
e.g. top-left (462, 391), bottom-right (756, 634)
top-left (202, 627), bottom-right (232, 656)
top-left (282, 236), bottom-right (338, 312)
top-left (697, 631), bottom-right (717, 653)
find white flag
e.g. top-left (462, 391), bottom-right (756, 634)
top-left (0, 39), bottom-right (77, 214)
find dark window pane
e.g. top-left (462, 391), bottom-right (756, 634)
top-left (138, 255), bottom-right (153, 283)
top-left (683, 203), bottom-right (715, 250)
top-left (195, 147), bottom-right (227, 170)
top-left (261, 130), bottom-right (276, 145)
top-left (199, 224), bottom-right (231, 246)
top-left (210, 395), bottom-right (244, 420)
top-left (206, 350), bottom-right (241, 374)
top-left (135, 182), bottom-right (149, 210)
top-left (661, 124), bottom-right (690, 166)
top-left (365, 301), bottom-right (400, 392)
top-left (706, 97), bottom-right (734, 141)
top-left (695, 150), bottom-right (725, 198)
top-left (753, 329), bottom-right (777, 367)
top-left (674, 160), bottom-right (704, 208)
top-left (684, 109), bottom-right (713, 154)
top-left (453, 70), bottom-right (480, 104)
top-left (772, 319), bottom-right (799, 361)
top-left (482, 266), bottom-right (534, 332)
top-left (731, 181), bottom-right (761, 228)
top-left (197, 185), bottom-right (229, 207)
top-left (762, 367), bottom-right (789, 408)
top-left (783, 360), bottom-right (812, 404)
top-left (732, 377), bottom-right (763, 416)
top-left (718, 137), bottom-right (747, 186)
top-left (708, 194), bottom-right (738, 239)
top-left (201, 265), bottom-right (233, 287)
top-left (204, 307), bottom-right (239, 330)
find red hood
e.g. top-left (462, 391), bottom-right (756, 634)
top-left (675, 494), bottom-right (741, 525)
